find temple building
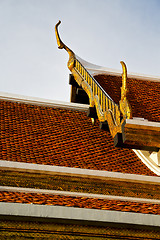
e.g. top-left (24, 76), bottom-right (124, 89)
top-left (1, 21), bottom-right (160, 239)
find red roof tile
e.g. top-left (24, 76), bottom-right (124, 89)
top-left (0, 100), bottom-right (156, 176)
top-left (1, 191), bottom-right (160, 215)
top-left (94, 74), bottom-right (160, 122)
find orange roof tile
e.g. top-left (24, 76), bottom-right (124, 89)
top-left (0, 100), bottom-right (156, 176)
top-left (1, 191), bottom-right (160, 215)
top-left (94, 74), bottom-right (160, 122)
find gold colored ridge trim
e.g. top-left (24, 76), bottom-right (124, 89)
top-left (74, 58), bottom-right (121, 137)
top-left (54, 21), bottom-right (127, 138)
top-left (55, 21), bottom-right (144, 149)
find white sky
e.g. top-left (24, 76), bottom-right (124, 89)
top-left (0, 0), bottom-right (160, 102)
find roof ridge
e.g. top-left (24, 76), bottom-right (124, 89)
top-left (93, 70), bottom-right (160, 82)
top-left (76, 56), bottom-right (160, 82)
top-left (0, 91), bottom-right (89, 112)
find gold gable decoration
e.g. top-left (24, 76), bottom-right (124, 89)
top-left (55, 21), bottom-right (129, 136)
top-left (55, 21), bottom-right (160, 152)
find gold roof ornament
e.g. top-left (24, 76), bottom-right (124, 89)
top-left (119, 61), bottom-right (132, 119)
top-left (55, 21), bottom-right (121, 136)
top-left (55, 21), bottom-right (160, 151)
top-left (55, 21), bottom-right (75, 71)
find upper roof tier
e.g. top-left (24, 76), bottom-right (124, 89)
top-left (77, 56), bottom-right (160, 123)
top-left (94, 74), bottom-right (160, 123)
top-left (55, 21), bottom-right (160, 152)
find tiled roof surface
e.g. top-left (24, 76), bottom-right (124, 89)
top-left (1, 191), bottom-right (160, 215)
top-left (0, 100), bottom-right (156, 175)
top-left (94, 74), bottom-right (160, 122)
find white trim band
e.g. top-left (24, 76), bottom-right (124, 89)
top-left (0, 160), bottom-right (160, 184)
top-left (0, 202), bottom-right (160, 227)
top-left (0, 92), bottom-right (89, 112)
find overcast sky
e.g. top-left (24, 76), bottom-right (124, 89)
top-left (0, 0), bottom-right (160, 102)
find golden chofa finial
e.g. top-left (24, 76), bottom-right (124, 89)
top-left (119, 61), bottom-right (132, 119)
top-left (55, 21), bottom-right (75, 71)
top-left (55, 20), bottom-right (65, 49)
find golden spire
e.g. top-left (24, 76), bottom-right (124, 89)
top-left (119, 61), bottom-right (132, 119)
top-left (120, 61), bottom-right (127, 90)
top-left (55, 21), bottom-right (75, 71)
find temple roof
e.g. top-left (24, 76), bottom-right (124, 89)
top-left (1, 22), bottom-right (160, 232)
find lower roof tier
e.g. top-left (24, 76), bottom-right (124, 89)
top-left (0, 99), bottom-right (156, 176)
top-left (1, 191), bottom-right (160, 215)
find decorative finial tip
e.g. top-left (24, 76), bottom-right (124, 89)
top-left (120, 61), bottom-right (126, 67)
top-left (120, 61), bottom-right (127, 75)
top-left (55, 20), bottom-right (61, 28)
